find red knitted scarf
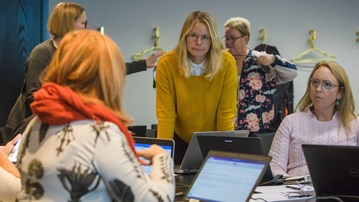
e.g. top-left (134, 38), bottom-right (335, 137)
top-left (30, 82), bottom-right (138, 158)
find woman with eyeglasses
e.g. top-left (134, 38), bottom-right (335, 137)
top-left (4, 2), bottom-right (162, 142)
top-left (269, 61), bottom-right (359, 177)
top-left (223, 17), bottom-right (297, 133)
top-left (156, 11), bottom-right (237, 164)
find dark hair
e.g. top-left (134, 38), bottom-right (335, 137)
top-left (253, 43), bottom-right (280, 56)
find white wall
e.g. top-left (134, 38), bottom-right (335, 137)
top-left (49, 0), bottom-right (359, 128)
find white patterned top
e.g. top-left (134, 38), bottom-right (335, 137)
top-left (17, 116), bottom-right (175, 202)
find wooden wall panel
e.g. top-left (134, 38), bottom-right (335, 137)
top-left (0, 0), bottom-right (47, 126)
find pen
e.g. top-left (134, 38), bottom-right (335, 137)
top-left (285, 185), bottom-right (302, 191)
top-left (288, 194), bottom-right (312, 198)
top-left (175, 192), bottom-right (185, 197)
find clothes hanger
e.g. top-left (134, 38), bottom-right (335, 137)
top-left (132, 26), bottom-right (165, 60)
top-left (291, 29), bottom-right (335, 66)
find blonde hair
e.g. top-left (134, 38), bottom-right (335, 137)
top-left (48, 2), bottom-right (85, 38)
top-left (296, 61), bottom-right (356, 134)
top-left (224, 17), bottom-right (251, 40)
top-left (41, 30), bottom-right (132, 125)
top-left (175, 11), bottom-right (224, 80)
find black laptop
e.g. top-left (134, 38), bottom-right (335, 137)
top-left (197, 136), bottom-right (279, 185)
top-left (175, 130), bottom-right (250, 174)
top-left (185, 150), bottom-right (271, 202)
top-left (302, 144), bottom-right (359, 200)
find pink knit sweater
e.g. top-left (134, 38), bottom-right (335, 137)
top-left (269, 110), bottom-right (359, 177)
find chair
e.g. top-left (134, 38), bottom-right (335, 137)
top-left (249, 132), bottom-right (275, 155)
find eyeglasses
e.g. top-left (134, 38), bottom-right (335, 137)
top-left (187, 33), bottom-right (211, 43)
top-left (310, 78), bottom-right (340, 90)
top-left (222, 35), bottom-right (245, 43)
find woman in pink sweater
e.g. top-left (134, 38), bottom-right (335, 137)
top-left (269, 61), bottom-right (359, 177)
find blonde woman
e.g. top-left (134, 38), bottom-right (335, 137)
top-left (269, 61), bottom-right (359, 177)
top-left (16, 30), bottom-right (174, 201)
top-left (156, 11), bottom-right (237, 164)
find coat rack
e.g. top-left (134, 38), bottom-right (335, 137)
top-left (132, 26), bottom-right (164, 60)
top-left (291, 29), bottom-right (335, 67)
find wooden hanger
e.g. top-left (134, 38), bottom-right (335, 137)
top-left (291, 30), bottom-right (335, 66)
top-left (132, 26), bottom-right (165, 60)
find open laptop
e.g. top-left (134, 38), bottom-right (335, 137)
top-left (302, 144), bottom-right (359, 200)
top-left (185, 150), bottom-right (271, 202)
top-left (134, 137), bottom-right (175, 174)
top-left (175, 130), bottom-right (250, 174)
top-left (128, 125), bottom-right (147, 137)
top-left (197, 136), bottom-right (277, 184)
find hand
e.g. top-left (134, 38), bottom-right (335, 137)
top-left (136, 144), bottom-right (166, 165)
top-left (1, 134), bottom-right (22, 156)
top-left (145, 50), bottom-right (165, 68)
top-left (256, 54), bottom-right (275, 67)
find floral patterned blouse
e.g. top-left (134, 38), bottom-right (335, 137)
top-left (16, 117), bottom-right (175, 202)
top-left (236, 49), bottom-right (297, 133)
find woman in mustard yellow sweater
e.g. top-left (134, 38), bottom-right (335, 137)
top-left (156, 11), bottom-right (238, 164)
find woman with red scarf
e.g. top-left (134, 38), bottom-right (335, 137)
top-left (16, 30), bottom-right (175, 202)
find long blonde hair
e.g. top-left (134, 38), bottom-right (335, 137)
top-left (296, 61), bottom-right (356, 134)
top-left (175, 11), bottom-right (224, 80)
top-left (41, 30), bottom-right (132, 125)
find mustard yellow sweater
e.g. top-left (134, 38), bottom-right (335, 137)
top-left (156, 50), bottom-right (237, 143)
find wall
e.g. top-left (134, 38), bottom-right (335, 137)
top-left (49, 0), bottom-right (359, 128)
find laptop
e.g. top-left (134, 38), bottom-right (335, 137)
top-left (128, 125), bottom-right (147, 137)
top-left (302, 144), bottom-right (359, 200)
top-left (134, 137), bottom-right (175, 174)
top-left (175, 130), bottom-right (250, 174)
top-left (185, 150), bottom-right (271, 202)
top-left (197, 136), bottom-right (276, 184)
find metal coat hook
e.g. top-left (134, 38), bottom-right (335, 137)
top-left (154, 26), bottom-right (160, 47)
top-left (308, 29), bottom-right (317, 48)
top-left (258, 28), bottom-right (267, 43)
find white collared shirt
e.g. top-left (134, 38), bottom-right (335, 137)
top-left (189, 59), bottom-right (205, 76)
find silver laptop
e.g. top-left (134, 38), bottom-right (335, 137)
top-left (174, 130), bottom-right (249, 174)
top-left (134, 137), bottom-right (175, 174)
top-left (185, 150), bottom-right (270, 202)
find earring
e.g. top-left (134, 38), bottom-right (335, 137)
top-left (336, 99), bottom-right (340, 106)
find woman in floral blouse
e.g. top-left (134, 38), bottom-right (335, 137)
top-left (223, 17), bottom-right (297, 133)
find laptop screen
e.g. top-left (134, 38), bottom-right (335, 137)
top-left (134, 137), bottom-right (174, 174)
top-left (186, 150), bottom-right (270, 202)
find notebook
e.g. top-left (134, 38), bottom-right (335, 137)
top-left (302, 144), bottom-right (359, 200)
top-left (175, 130), bottom-right (250, 174)
top-left (134, 137), bottom-right (175, 174)
top-left (185, 150), bottom-right (270, 202)
top-left (197, 136), bottom-right (276, 184)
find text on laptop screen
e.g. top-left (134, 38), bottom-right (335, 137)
top-left (135, 143), bottom-right (173, 174)
top-left (186, 156), bottom-right (266, 202)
